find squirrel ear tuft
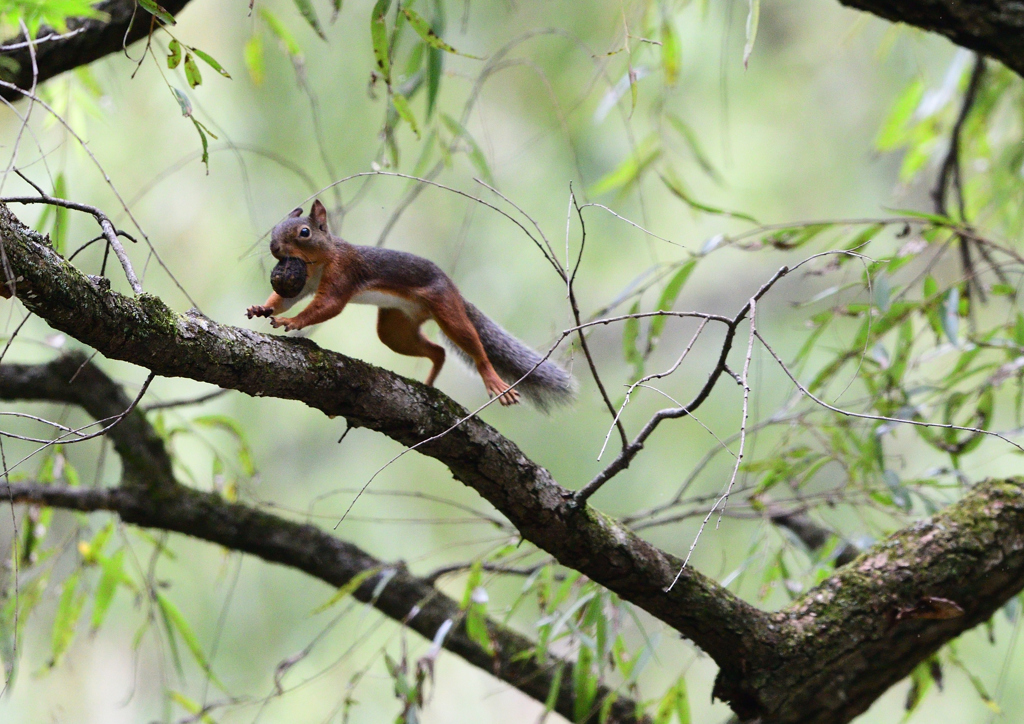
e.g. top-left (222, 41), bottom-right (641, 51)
top-left (288, 207), bottom-right (303, 218)
top-left (311, 199), bottom-right (329, 231)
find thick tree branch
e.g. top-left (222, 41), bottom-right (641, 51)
top-left (741, 479), bottom-right (1024, 723)
top-left (0, 203), bottom-right (773, 684)
top-left (0, 354), bottom-right (647, 724)
top-left (0, 353), bottom-right (175, 488)
top-left (0, 0), bottom-right (193, 101)
top-left (838, 0), bottom-right (1024, 78)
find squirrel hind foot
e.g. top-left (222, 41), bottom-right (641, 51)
top-left (490, 384), bottom-right (521, 406)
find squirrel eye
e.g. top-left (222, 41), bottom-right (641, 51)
top-left (299, 227), bottom-right (311, 238)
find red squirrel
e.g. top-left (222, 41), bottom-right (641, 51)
top-left (246, 200), bottom-right (574, 409)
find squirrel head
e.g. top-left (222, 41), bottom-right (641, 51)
top-left (270, 199), bottom-right (332, 263)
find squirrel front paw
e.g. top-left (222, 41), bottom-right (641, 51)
top-left (269, 316), bottom-right (302, 332)
top-left (246, 305), bottom-right (274, 319)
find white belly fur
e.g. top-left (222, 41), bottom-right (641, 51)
top-left (350, 289), bottom-right (425, 318)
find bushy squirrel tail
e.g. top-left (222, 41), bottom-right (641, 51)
top-left (444, 301), bottom-right (576, 412)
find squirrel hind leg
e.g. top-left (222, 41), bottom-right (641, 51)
top-left (376, 308), bottom-right (446, 386)
top-left (426, 295), bottom-right (519, 405)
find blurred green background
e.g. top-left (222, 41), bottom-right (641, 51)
top-left (1, 0), bottom-right (1019, 722)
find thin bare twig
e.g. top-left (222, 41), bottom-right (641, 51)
top-left (668, 297), bottom-right (756, 590)
top-left (755, 330), bottom-right (1024, 454)
top-left (573, 265), bottom-right (791, 505)
top-left (931, 54), bottom-right (987, 306)
top-left (1, 195), bottom-right (142, 293)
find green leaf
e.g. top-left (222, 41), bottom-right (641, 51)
top-left (573, 645), bottom-right (597, 722)
top-left (464, 605), bottom-right (494, 655)
top-left (543, 663), bottom-right (564, 714)
top-left (51, 572), bottom-right (85, 666)
top-left (590, 136), bottom-right (660, 197)
top-left (460, 560), bottom-right (483, 609)
top-left (623, 300), bottom-right (643, 380)
top-left (292, 0), bottom-right (327, 39)
top-left (167, 38), bottom-right (182, 69)
top-left (260, 8), bottom-right (303, 57)
top-left (6, 0), bottom-right (106, 35)
top-left (169, 690), bottom-right (218, 724)
top-left (674, 678), bottom-right (691, 724)
top-left (137, 0), bottom-right (176, 25)
top-left (942, 287), bottom-right (960, 346)
top-left (661, 170), bottom-right (757, 223)
top-left (183, 53), bottom-right (202, 88)
top-left (648, 260), bottom-right (696, 350)
top-left (888, 207), bottom-right (954, 226)
top-left (312, 566), bottom-right (381, 613)
top-left (244, 35), bottom-right (264, 86)
top-left (665, 113), bottom-right (718, 181)
top-left (331, 0), bottom-right (342, 21)
top-left (391, 92), bottom-right (421, 138)
top-left (156, 593), bottom-right (224, 687)
top-left (873, 272), bottom-right (891, 313)
top-left (91, 550), bottom-right (125, 631)
top-left (402, 6), bottom-right (480, 58)
top-left (876, 79), bottom-right (924, 150)
top-left (191, 48), bottom-right (231, 79)
top-left (50, 173), bottom-right (67, 256)
top-left (838, 223), bottom-right (884, 263)
top-left (440, 113), bottom-right (494, 185)
top-left (766, 223), bottom-right (832, 250)
top-left (655, 678), bottom-right (690, 724)
top-left (192, 119), bottom-right (212, 173)
top-left (426, 42), bottom-right (443, 119)
top-left (743, 0), bottom-right (759, 68)
top-left (371, 0), bottom-right (392, 83)
top-left (661, 18), bottom-right (680, 85)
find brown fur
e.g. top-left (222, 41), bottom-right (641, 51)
top-left (246, 199), bottom-right (520, 405)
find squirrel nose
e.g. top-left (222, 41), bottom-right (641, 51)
top-left (270, 239), bottom-right (281, 257)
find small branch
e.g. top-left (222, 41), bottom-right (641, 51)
top-left (598, 319), bottom-right (709, 462)
top-left (144, 388), bottom-right (227, 411)
top-left (931, 54), bottom-right (986, 305)
top-left (2, 195), bottom-right (141, 293)
top-left (424, 561), bottom-right (552, 585)
top-left (755, 329), bottom-right (1024, 454)
top-left (566, 194), bottom-right (629, 451)
top-left (574, 266), bottom-right (790, 505)
top-left (768, 507), bottom-right (861, 568)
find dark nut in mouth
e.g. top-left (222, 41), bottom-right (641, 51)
top-left (270, 256), bottom-right (308, 299)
